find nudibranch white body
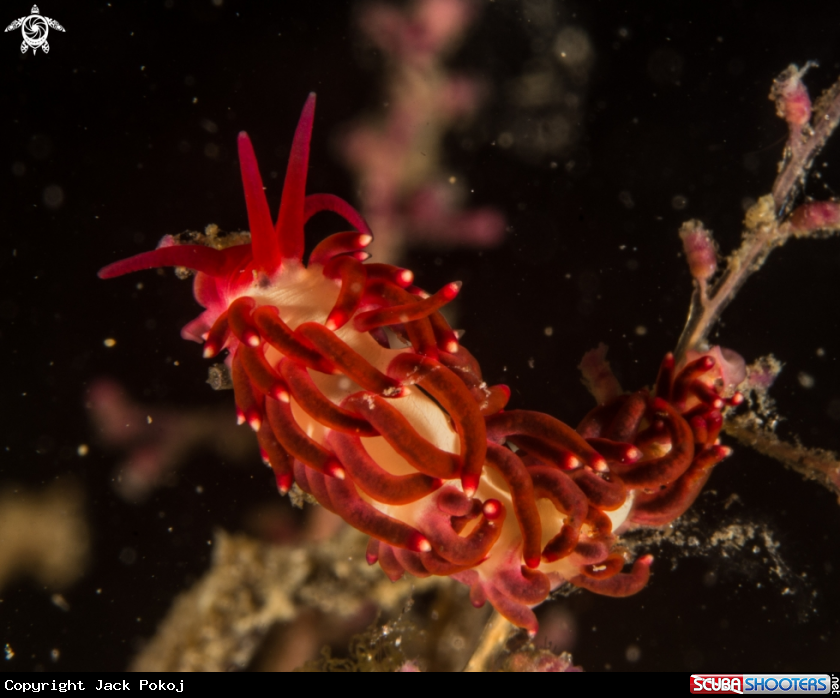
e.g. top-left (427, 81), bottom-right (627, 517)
top-left (100, 95), bottom-right (742, 634)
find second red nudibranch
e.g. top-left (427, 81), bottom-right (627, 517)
top-left (99, 94), bottom-right (744, 635)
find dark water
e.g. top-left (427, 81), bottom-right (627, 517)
top-left (2, 0), bottom-right (840, 672)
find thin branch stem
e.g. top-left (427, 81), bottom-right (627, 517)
top-left (674, 67), bottom-right (840, 362)
top-left (772, 71), bottom-right (840, 213)
top-left (674, 200), bottom-right (782, 362)
top-left (724, 415), bottom-right (840, 503)
top-left (462, 610), bottom-right (515, 672)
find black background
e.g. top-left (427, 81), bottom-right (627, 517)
top-left (2, 0), bottom-right (840, 672)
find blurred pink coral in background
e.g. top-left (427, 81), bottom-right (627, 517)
top-left (339, 0), bottom-right (505, 263)
top-left (86, 378), bottom-right (256, 502)
top-left (359, 0), bottom-right (475, 65)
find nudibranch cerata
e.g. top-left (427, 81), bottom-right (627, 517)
top-left (99, 94), bottom-right (744, 634)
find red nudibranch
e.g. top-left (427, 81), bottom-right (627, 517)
top-left (99, 94), bottom-right (744, 635)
